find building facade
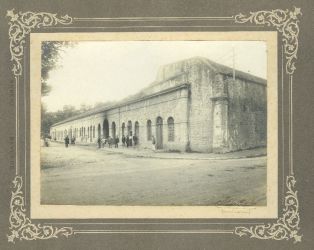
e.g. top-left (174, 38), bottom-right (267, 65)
top-left (50, 57), bottom-right (267, 153)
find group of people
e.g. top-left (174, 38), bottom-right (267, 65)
top-left (64, 135), bottom-right (76, 147)
top-left (64, 133), bottom-right (157, 151)
top-left (121, 134), bottom-right (138, 147)
top-left (96, 134), bottom-right (140, 149)
top-left (97, 136), bottom-right (120, 148)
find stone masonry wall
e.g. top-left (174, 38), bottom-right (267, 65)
top-left (51, 87), bottom-right (189, 151)
top-left (51, 57), bottom-right (267, 153)
top-left (157, 58), bottom-right (215, 152)
top-left (226, 76), bottom-right (267, 151)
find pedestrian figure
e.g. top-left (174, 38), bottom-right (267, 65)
top-left (122, 135), bottom-right (126, 147)
top-left (128, 133), bottom-right (133, 147)
top-left (71, 136), bottom-right (75, 145)
top-left (101, 137), bottom-right (106, 148)
top-left (133, 135), bottom-right (138, 147)
top-left (64, 135), bottom-right (69, 148)
top-left (97, 137), bottom-right (101, 148)
top-left (151, 135), bottom-right (156, 151)
top-left (115, 136), bottom-right (119, 148)
top-left (108, 136), bottom-right (112, 148)
top-left (44, 137), bottom-right (49, 147)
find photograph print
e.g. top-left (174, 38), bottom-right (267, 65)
top-left (32, 32), bottom-right (277, 218)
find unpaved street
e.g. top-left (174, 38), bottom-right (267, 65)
top-left (41, 142), bottom-right (266, 206)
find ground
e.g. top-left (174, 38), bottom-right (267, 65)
top-left (40, 142), bottom-right (266, 206)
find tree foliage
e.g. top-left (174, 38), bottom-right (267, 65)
top-left (41, 41), bottom-right (73, 96)
top-left (41, 104), bottom-right (82, 137)
top-left (41, 41), bottom-right (76, 136)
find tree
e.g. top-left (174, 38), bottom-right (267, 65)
top-left (41, 105), bottom-right (84, 137)
top-left (41, 41), bottom-right (73, 96)
top-left (41, 41), bottom-right (76, 136)
top-left (79, 103), bottom-right (92, 112)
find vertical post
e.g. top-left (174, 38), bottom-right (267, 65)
top-left (118, 107), bottom-right (120, 138)
top-left (233, 46), bottom-right (235, 81)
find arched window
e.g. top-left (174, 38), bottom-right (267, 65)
top-left (127, 121), bottom-right (132, 136)
top-left (112, 122), bottom-right (116, 139)
top-left (122, 122), bottom-right (125, 136)
top-left (147, 120), bottom-right (152, 140)
top-left (97, 124), bottom-right (101, 138)
top-left (135, 121), bottom-right (139, 138)
top-left (167, 117), bottom-right (175, 142)
top-left (103, 119), bottom-right (109, 138)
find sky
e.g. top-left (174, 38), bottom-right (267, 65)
top-left (42, 41), bottom-right (267, 112)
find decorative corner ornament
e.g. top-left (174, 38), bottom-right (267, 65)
top-left (235, 176), bottom-right (302, 243)
top-left (7, 176), bottom-right (73, 243)
top-left (235, 6), bottom-right (302, 75)
top-left (6, 9), bottom-right (73, 76)
top-left (234, 7), bottom-right (302, 243)
top-left (6, 7), bottom-right (302, 244)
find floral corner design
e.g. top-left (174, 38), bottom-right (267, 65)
top-left (6, 9), bottom-right (73, 77)
top-left (7, 176), bottom-right (73, 243)
top-left (235, 6), bottom-right (302, 75)
top-left (235, 175), bottom-right (302, 243)
top-left (6, 7), bottom-right (302, 244)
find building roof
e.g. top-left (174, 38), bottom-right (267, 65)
top-left (197, 57), bottom-right (267, 85)
top-left (157, 56), bottom-right (266, 85)
top-left (51, 82), bottom-right (190, 127)
top-left (51, 56), bottom-right (266, 128)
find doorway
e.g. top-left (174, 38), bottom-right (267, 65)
top-left (156, 117), bottom-right (163, 149)
top-left (103, 119), bottom-right (109, 138)
top-left (134, 121), bottom-right (139, 144)
top-left (97, 124), bottom-right (101, 138)
top-left (112, 122), bottom-right (116, 140)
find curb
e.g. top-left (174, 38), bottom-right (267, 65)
top-left (99, 148), bottom-right (266, 160)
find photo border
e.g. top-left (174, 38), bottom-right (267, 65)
top-left (6, 7), bottom-right (302, 244)
top-left (30, 31), bottom-right (277, 220)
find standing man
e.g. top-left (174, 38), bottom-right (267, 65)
top-left (151, 135), bottom-right (156, 151)
top-left (64, 135), bottom-right (69, 148)
top-left (44, 137), bottom-right (49, 147)
top-left (101, 137), bottom-right (106, 148)
top-left (133, 134), bottom-right (138, 147)
top-left (97, 137), bottom-right (101, 148)
top-left (128, 132), bottom-right (133, 147)
top-left (122, 135), bottom-right (126, 147)
top-left (115, 135), bottom-right (119, 148)
top-left (108, 136), bottom-right (112, 148)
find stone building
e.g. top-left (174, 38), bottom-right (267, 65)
top-left (50, 57), bottom-right (267, 153)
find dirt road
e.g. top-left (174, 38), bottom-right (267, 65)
top-left (41, 142), bottom-right (266, 206)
